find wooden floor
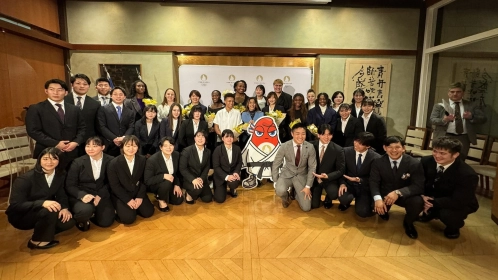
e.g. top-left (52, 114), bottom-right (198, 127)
top-left (1, 183), bottom-right (497, 280)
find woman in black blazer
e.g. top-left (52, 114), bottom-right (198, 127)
top-left (177, 105), bottom-right (208, 152)
top-left (159, 103), bottom-right (182, 150)
top-left (350, 88), bottom-right (365, 118)
top-left (108, 135), bottom-right (154, 224)
top-left (180, 131), bottom-right (213, 204)
top-left (134, 104), bottom-right (160, 157)
top-left (6, 147), bottom-right (75, 249)
top-left (144, 136), bottom-right (184, 212)
top-left (212, 129), bottom-right (242, 203)
top-left (66, 137), bottom-right (115, 231)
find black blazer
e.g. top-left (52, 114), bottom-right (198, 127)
top-left (276, 92), bottom-right (293, 111)
top-left (184, 103), bottom-right (207, 120)
top-left (124, 97), bottom-right (145, 122)
top-left (65, 93), bottom-right (101, 141)
top-left (107, 154), bottom-right (147, 203)
top-left (159, 118), bottom-right (181, 139)
top-left (421, 156), bottom-right (479, 212)
top-left (360, 113), bottom-right (387, 155)
top-left (311, 140), bottom-right (345, 185)
top-left (97, 103), bottom-right (135, 144)
top-left (6, 169), bottom-right (69, 216)
top-left (65, 153), bottom-right (114, 200)
top-left (26, 100), bottom-right (86, 160)
top-left (307, 106), bottom-right (337, 131)
top-left (134, 120), bottom-right (160, 155)
top-left (333, 116), bottom-right (363, 147)
top-left (369, 154), bottom-right (424, 198)
top-left (339, 147), bottom-right (381, 187)
top-left (144, 151), bottom-right (181, 187)
top-left (179, 145), bottom-right (211, 187)
top-left (177, 119), bottom-right (208, 150)
top-left (350, 104), bottom-right (363, 118)
top-left (212, 144), bottom-right (242, 189)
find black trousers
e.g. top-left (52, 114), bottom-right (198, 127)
top-left (148, 181), bottom-right (184, 205)
top-left (431, 206), bottom-right (471, 231)
top-left (213, 180), bottom-right (240, 203)
top-left (385, 195), bottom-right (424, 224)
top-left (105, 143), bottom-right (121, 157)
top-left (112, 195), bottom-right (154, 225)
top-left (8, 208), bottom-right (75, 242)
top-left (70, 197), bottom-right (115, 228)
top-left (311, 181), bottom-right (339, 209)
top-left (338, 183), bottom-right (374, 218)
top-left (185, 182), bottom-right (213, 203)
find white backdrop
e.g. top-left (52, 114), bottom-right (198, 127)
top-left (178, 65), bottom-right (312, 106)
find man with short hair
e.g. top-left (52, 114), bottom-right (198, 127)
top-left (26, 79), bottom-right (86, 170)
top-left (430, 82), bottom-right (487, 159)
top-left (273, 79), bottom-right (292, 111)
top-left (94, 77), bottom-right (112, 106)
top-left (338, 132), bottom-right (380, 217)
top-left (65, 73), bottom-right (101, 156)
top-left (272, 123), bottom-right (316, 211)
top-left (213, 93), bottom-right (242, 143)
top-left (419, 136), bottom-right (479, 239)
top-left (370, 136), bottom-right (425, 239)
top-left (333, 103), bottom-right (363, 147)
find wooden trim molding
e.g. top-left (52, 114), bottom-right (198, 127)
top-left (0, 20), bottom-right (71, 49)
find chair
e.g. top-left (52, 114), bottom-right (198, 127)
top-left (404, 126), bottom-right (428, 155)
top-left (465, 134), bottom-right (488, 165)
top-left (411, 131), bottom-right (434, 158)
top-left (471, 135), bottom-right (498, 198)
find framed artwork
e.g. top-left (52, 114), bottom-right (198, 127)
top-left (99, 64), bottom-right (142, 91)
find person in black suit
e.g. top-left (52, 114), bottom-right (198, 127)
top-left (125, 80), bottom-right (153, 122)
top-left (212, 129), bottom-right (242, 203)
top-left (370, 136), bottom-right (425, 239)
top-left (144, 136), bottom-right (184, 212)
top-left (359, 99), bottom-right (387, 155)
top-left (307, 92), bottom-right (337, 131)
top-left (93, 77), bottom-right (112, 106)
top-left (97, 86), bottom-right (135, 157)
top-left (305, 89), bottom-right (316, 112)
top-left (419, 137), bottom-right (479, 239)
top-left (273, 79), bottom-right (292, 111)
top-left (337, 132), bottom-right (381, 217)
top-left (350, 88), bottom-right (365, 118)
top-left (26, 79), bottom-right (86, 170)
top-left (333, 104), bottom-right (363, 147)
top-left (310, 124), bottom-right (345, 209)
top-left (177, 105), bottom-right (208, 152)
top-left (184, 90), bottom-right (207, 119)
top-left (65, 74), bottom-right (102, 156)
top-left (108, 135), bottom-right (154, 224)
top-left (134, 104), bottom-right (160, 157)
top-left (180, 131), bottom-right (213, 204)
top-left (159, 103), bottom-right (183, 150)
top-left (6, 148), bottom-right (75, 249)
top-left (65, 137), bottom-right (115, 231)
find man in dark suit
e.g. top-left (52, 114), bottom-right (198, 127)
top-left (93, 77), bottom-right (112, 106)
top-left (430, 82), bottom-right (487, 159)
top-left (26, 79), bottom-right (86, 170)
top-left (65, 74), bottom-right (101, 156)
top-left (97, 86), bottom-right (135, 157)
top-left (337, 132), bottom-right (380, 217)
top-left (333, 103), bottom-right (363, 147)
top-left (419, 137), bottom-right (479, 239)
top-left (273, 79), bottom-right (293, 111)
top-left (360, 99), bottom-right (387, 155)
top-left (370, 136), bottom-right (425, 239)
top-left (310, 124), bottom-right (345, 209)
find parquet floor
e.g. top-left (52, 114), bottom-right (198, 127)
top-left (1, 184), bottom-right (497, 279)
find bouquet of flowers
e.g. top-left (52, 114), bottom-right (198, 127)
top-left (222, 89), bottom-right (233, 97)
top-left (307, 124), bottom-right (318, 136)
top-left (265, 110), bottom-right (286, 125)
top-left (205, 112), bottom-right (216, 128)
top-left (233, 123), bottom-right (249, 139)
top-left (234, 104), bottom-right (246, 113)
top-left (182, 104), bottom-right (193, 119)
top-left (143, 98), bottom-right (157, 106)
top-left (289, 118), bottom-right (301, 129)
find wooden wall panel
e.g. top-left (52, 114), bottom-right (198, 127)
top-left (0, 0), bottom-right (60, 34)
top-left (0, 32), bottom-right (65, 128)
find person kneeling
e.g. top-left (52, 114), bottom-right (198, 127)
top-left (212, 129), bottom-right (242, 203)
top-left (420, 136), bottom-right (479, 239)
top-left (272, 123), bottom-right (316, 211)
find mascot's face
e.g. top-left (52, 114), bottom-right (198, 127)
top-left (251, 117), bottom-right (279, 152)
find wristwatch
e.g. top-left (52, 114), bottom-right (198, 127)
top-left (395, 190), bottom-right (402, 197)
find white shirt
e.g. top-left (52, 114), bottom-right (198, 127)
top-left (45, 171), bottom-right (55, 187)
top-left (213, 108), bottom-right (242, 142)
top-left (437, 161), bottom-right (455, 173)
top-left (355, 105), bottom-right (362, 118)
top-left (162, 153), bottom-right (174, 175)
top-left (157, 104), bottom-right (172, 122)
top-left (362, 112), bottom-right (371, 130)
top-left (196, 145), bottom-right (204, 163)
top-left (341, 116), bottom-right (351, 133)
top-left (125, 156), bottom-right (135, 175)
top-left (90, 155), bottom-right (103, 180)
top-left (192, 120), bottom-right (200, 135)
top-left (355, 150), bottom-right (367, 167)
top-left (172, 119), bottom-right (178, 135)
top-left (98, 94), bottom-right (110, 106)
top-left (257, 98), bottom-right (267, 110)
top-left (146, 122), bottom-right (152, 136)
top-left (319, 105), bottom-right (327, 115)
top-left (225, 145), bottom-right (233, 164)
top-left (308, 103), bottom-right (315, 111)
top-left (446, 100), bottom-right (467, 134)
top-left (373, 155), bottom-right (403, 201)
top-left (112, 102), bottom-right (123, 113)
top-left (73, 93), bottom-right (86, 109)
top-left (319, 141), bottom-right (328, 158)
top-left (47, 98), bottom-right (64, 113)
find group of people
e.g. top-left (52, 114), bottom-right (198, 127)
top-left (5, 75), bottom-right (483, 249)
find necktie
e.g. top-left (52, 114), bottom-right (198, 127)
top-left (76, 97), bottom-right (82, 109)
top-left (55, 104), bottom-right (64, 123)
top-left (434, 165), bottom-right (444, 186)
top-left (454, 102), bottom-right (464, 134)
top-left (117, 106), bottom-right (122, 120)
top-left (295, 145), bottom-right (301, 166)
top-left (437, 166), bottom-right (444, 174)
top-left (319, 145), bottom-right (325, 163)
top-left (101, 97), bottom-right (107, 106)
top-left (392, 160), bottom-right (398, 177)
top-left (356, 154), bottom-right (362, 172)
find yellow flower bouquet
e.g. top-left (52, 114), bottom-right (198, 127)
top-left (233, 123), bottom-right (249, 139)
top-left (307, 124), bottom-right (318, 136)
top-left (234, 104), bottom-right (246, 113)
top-left (289, 118), bottom-right (301, 129)
top-left (265, 110), bottom-right (286, 125)
top-left (143, 98), bottom-right (157, 106)
top-left (182, 104), bottom-right (193, 119)
top-left (205, 112), bottom-right (216, 128)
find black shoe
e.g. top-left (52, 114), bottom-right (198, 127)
top-left (289, 188), bottom-right (296, 200)
top-left (76, 221), bottom-right (90, 232)
top-left (403, 222), bottom-right (418, 239)
top-left (186, 199), bottom-right (194, 205)
top-left (444, 228), bottom-right (460, 239)
top-left (159, 205), bottom-right (170, 212)
top-left (281, 197), bottom-right (291, 208)
top-left (418, 213), bottom-right (435, 223)
top-left (230, 189), bottom-right (238, 198)
top-left (323, 201), bottom-right (333, 209)
top-left (379, 212), bottom-right (390, 221)
top-left (338, 204), bottom-right (350, 211)
top-left (27, 240), bottom-right (59, 249)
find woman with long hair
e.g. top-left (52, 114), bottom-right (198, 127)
top-left (306, 89), bottom-right (316, 111)
top-left (159, 103), bottom-right (182, 150)
top-left (351, 88), bottom-right (365, 118)
top-left (157, 88), bottom-right (178, 122)
top-left (126, 80), bottom-right (153, 122)
top-left (134, 104), bottom-right (160, 157)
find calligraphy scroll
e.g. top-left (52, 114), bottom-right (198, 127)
top-left (344, 59), bottom-right (392, 117)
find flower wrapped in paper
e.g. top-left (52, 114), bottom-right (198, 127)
top-left (233, 123), bottom-right (249, 139)
top-left (234, 104), bottom-right (246, 113)
top-left (289, 118), bottom-right (301, 129)
top-left (143, 98), bottom-right (157, 106)
top-left (205, 112), bottom-right (216, 128)
top-left (222, 89), bottom-right (233, 97)
top-left (307, 124), bottom-right (318, 136)
top-left (182, 104), bottom-right (194, 119)
top-left (265, 110), bottom-right (286, 126)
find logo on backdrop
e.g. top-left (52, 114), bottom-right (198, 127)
top-left (256, 75), bottom-right (263, 82)
top-left (283, 76), bottom-right (291, 83)
top-left (229, 74), bottom-right (236, 81)
top-left (199, 74), bottom-right (209, 86)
